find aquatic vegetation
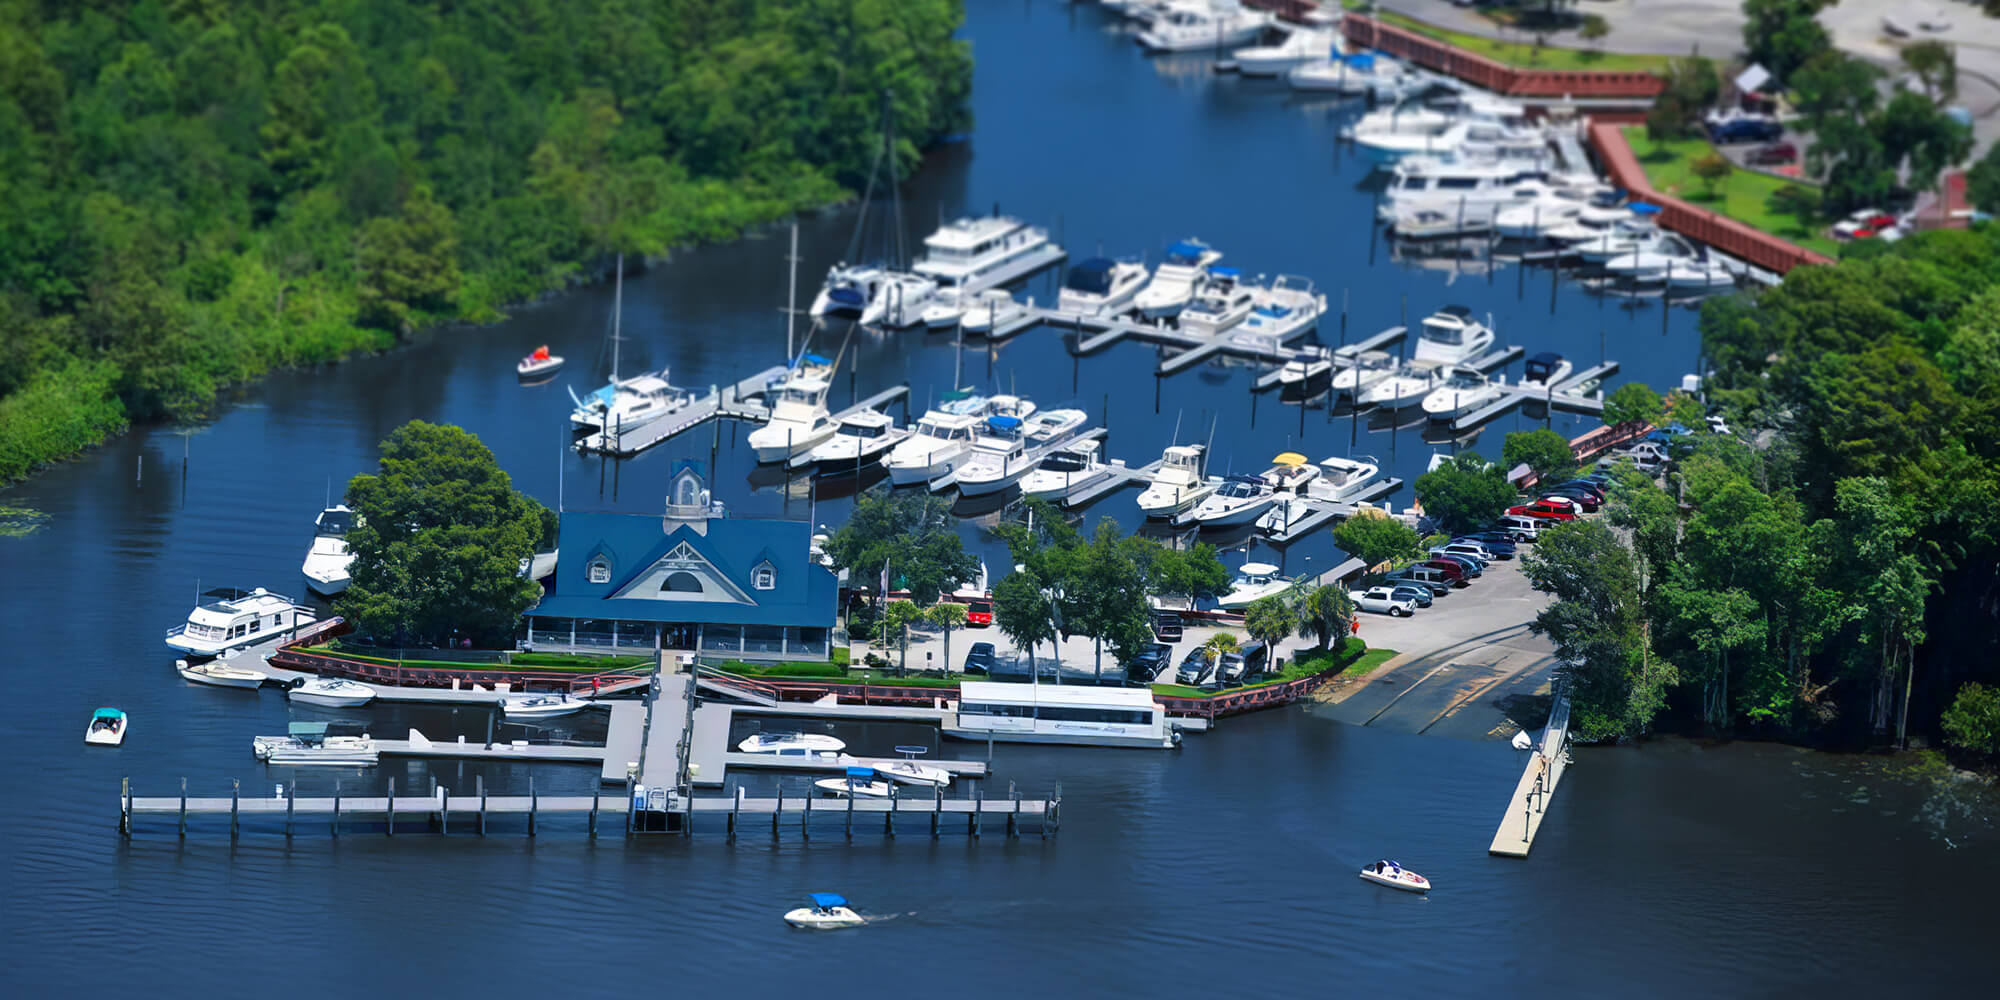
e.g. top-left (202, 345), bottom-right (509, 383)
top-left (0, 505), bottom-right (52, 538)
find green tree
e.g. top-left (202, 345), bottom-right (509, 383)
top-left (341, 421), bottom-right (550, 647)
top-left (1579, 15), bottom-right (1609, 51)
top-left (1503, 428), bottom-right (1578, 483)
top-left (1204, 631), bottom-right (1240, 655)
top-left (1414, 452), bottom-right (1518, 536)
top-left (826, 489), bottom-right (981, 606)
top-left (1872, 90), bottom-right (1972, 194)
top-left (1064, 520), bottom-right (1155, 679)
top-left (1690, 152), bottom-right (1734, 199)
top-left (1140, 540), bottom-right (1234, 608)
top-left (1792, 50), bottom-right (1883, 124)
top-left (1602, 382), bottom-right (1665, 428)
top-left (1741, 0), bottom-right (1836, 82)
top-left (1767, 183), bottom-right (1821, 230)
top-left (1966, 143), bottom-right (2000, 216)
top-left (1293, 585), bottom-right (1357, 650)
top-left (1520, 520), bottom-right (1678, 740)
top-left (1899, 40), bottom-right (1957, 105)
top-left (880, 599), bottom-right (925, 674)
top-left (1333, 509), bottom-right (1421, 568)
top-left (1941, 682), bottom-right (2000, 755)
top-left (992, 571), bottom-right (1055, 672)
top-left (356, 186), bottom-right (462, 335)
top-left (1242, 596), bottom-right (1295, 652)
top-left (926, 602), bottom-right (969, 675)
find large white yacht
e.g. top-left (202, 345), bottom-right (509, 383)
top-left (1378, 159), bottom-right (1560, 225)
top-left (166, 587), bottom-right (316, 658)
top-left (885, 393), bottom-right (1034, 485)
top-left (1330, 349), bottom-right (1398, 401)
top-left (805, 409), bottom-right (909, 470)
top-left (1413, 305), bottom-right (1496, 364)
top-left (1344, 93), bottom-right (1531, 157)
top-left (1137, 1), bottom-right (1270, 52)
top-left (945, 682), bottom-right (1178, 749)
top-left (911, 215), bottom-right (1064, 293)
top-left (1177, 269), bottom-right (1256, 337)
top-left (1133, 239), bottom-right (1223, 319)
top-left (1289, 50), bottom-right (1408, 95)
top-left (1020, 439), bottom-right (1116, 503)
top-left (1136, 444), bottom-right (1215, 519)
top-left (859, 271), bottom-right (941, 328)
top-left (1234, 24), bottom-right (1339, 77)
top-left (1185, 473), bottom-right (1280, 527)
top-left (1362, 119), bottom-right (1552, 166)
top-left (1420, 365), bottom-right (1505, 420)
top-left (747, 359), bottom-right (837, 463)
top-left (809, 263), bottom-right (887, 317)
top-left (954, 409), bottom-right (1089, 496)
top-left (300, 504), bottom-right (356, 595)
top-left (568, 256), bottom-right (695, 436)
top-left (1494, 185), bottom-right (1621, 240)
top-left (1232, 275), bottom-right (1326, 344)
top-left (1057, 257), bottom-right (1149, 317)
top-left (1357, 358), bottom-right (1447, 409)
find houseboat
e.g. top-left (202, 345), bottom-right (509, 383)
top-left (910, 215), bottom-right (1065, 293)
top-left (944, 681), bottom-right (1180, 749)
top-left (165, 587), bottom-right (316, 658)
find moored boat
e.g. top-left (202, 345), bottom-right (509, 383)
top-left (288, 677), bottom-right (377, 708)
top-left (177, 657), bottom-right (267, 689)
top-left (501, 693), bottom-right (591, 718)
top-left (1136, 444), bottom-right (1216, 519)
top-left (738, 732), bottom-right (846, 755)
top-left (1133, 239), bottom-right (1222, 319)
top-left (301, 504), bottom-right (356, 596)
top-left (165, 587), bottom-right (316, 659)
top-left (1217, 561), bottom-right (1293, 609)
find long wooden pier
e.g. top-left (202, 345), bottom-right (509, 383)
top-left (1490, 689), bottom-right (1571, 857)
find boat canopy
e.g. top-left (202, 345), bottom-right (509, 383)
top-left (1065, 258), bottom-right (1116, 294)
top-left (808, 892), bottom-right (849, 909)
top-left (1165, 240), bottom-right (1209, 265)
top-left (843, 767), bottom-right (875, 779)
top-left (1273, 452), bottom-right (1308, 466)
top-left (92, 707), bottom-right (123, 720)
top-left (1525, 352), bottom-right (1564, 379)
top-left (1629, 202), bottom-right (1662, 216)
top-left (1210, 266), bottom-right (1241, 279)
top-left (1346, 52), bottom-right (1375, 70)
top-left (796, 353), bottom-right (833, 368)
top-left (986, 415), bottom-right (1022, 431)
top-left (288, 721), bottom-right (330, 738)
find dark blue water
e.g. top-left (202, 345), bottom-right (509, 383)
top-left (3, 2), bottom-right (1993, 994)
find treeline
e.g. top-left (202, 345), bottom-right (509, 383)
top-left (0, 0), bottom-right (971, 482)
top-left (1527, 226), bottom-right (2000, 749)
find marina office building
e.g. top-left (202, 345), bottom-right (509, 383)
top-left (524, 463), bottom-right (838, 660)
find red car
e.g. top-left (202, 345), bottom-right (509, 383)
top-left (1745, 141), bottom-right (1797, 166)
top-left (1419, 560), bottom-right (1472, 586)
top-left (1507, 502), bottom-right (1578, 521)
top-left (964, 597), bottom-right (993, 628)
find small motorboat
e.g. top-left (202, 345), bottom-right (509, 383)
top-left (288, 677), bottom-right (377, 708)
top-left (784, 893), bottom-right (866, 930)
top-left (1359, 860), bottom-right (1431, 894)
top-left (1277, 347), bottom-right (1332, 389)
top-left (177, 657), bottom-right (267, 689)
top-left (501, 693), bottom-right (591, 718)
top-left (1019, 439), bottom-right (1115, 503)
top-left (254, 722), bottom-right (378, 765)
top-left (738, 732), bottom-right (846, 755)
top-left (1518, 352), bottom-right (1573, 394)
top-left (85, 707), bottom-right (128, 746)
top-left (815, 774), bottom-right (894, 798)
top-left (859, 758), bottom-right (953, 787)
top-left (957, 289), bottom-right (1029, 334)
top-left (1217, 562), bottom-right (1293, 610)
top-left (517, 345), bottom-right (564, 379)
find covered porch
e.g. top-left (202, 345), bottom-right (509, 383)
top-left (524, 617), bottom-right (832, 661)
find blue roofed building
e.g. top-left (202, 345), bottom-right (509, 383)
top-left (524, 462), bottom-right (838, 660)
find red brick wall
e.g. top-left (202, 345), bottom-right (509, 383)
top-left (1340, 14), bottom-right (1665, 100)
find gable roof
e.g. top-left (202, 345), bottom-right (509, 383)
top-left (526, 510), bottom-right (836, 627)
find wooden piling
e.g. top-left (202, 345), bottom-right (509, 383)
top-left (285, 780), bottom-right (295, 838)
top-left (332, 780), bottom-right (341, 837)
top-left (528, 776), bottom-right (537, 838)
top-left (932, 786), bottom-right (941, 838)
top-left (386, 778), bottom-right (395, 837)
top-left (803, 788), bottom-right (812, 840)
top-left (230, 780), bottom-right (239, 840)
top-left (774, 786), bottom-right (783, 837)
top-left (589, 787), bottom-right (599, 839)
top-left (885, 785), bottom-right (896, 837)
top-left (441, 785), bottom-right (450, 836)
top-left (623, 775), bottom-right (634, 835)
top-left (730, 787), bottom-right (742, 840)
top-left (121, 777), bottom-right (131, 837)
top-left (971, 788), bottom-right (981, 838)
top-left (844, 782), bottom-right (854, 839)
top-left (178, 778), bottom-right (187, 837)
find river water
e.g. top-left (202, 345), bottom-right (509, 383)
top-left (3, 2), bottom-right (1993, 994)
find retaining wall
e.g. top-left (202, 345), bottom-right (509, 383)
top-left (1339, 14), bottom-right (1664, 100)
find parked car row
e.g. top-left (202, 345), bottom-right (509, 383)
top-left (1170, 640), bottom-right (1273, 689)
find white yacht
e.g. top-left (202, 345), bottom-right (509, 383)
top-left (1020, 439), bottom-right (1116, 502)
top-left (1184, 473), bottom-right (1280, 527)
top-left (747, 363), bottom-right (837, 463)
top-left (1303, 455), bottom-right (1382, 502)
top-left (288, 677), bottom-right (377, 708)
top-left (945, 681), bottom-right (1178, 749)
top-left (1571, 207), bottom-right (1664, 263)
top-left (1413, 305), bottom-right (1496, 364)
top-left (1217, 562), bottom-right (1294, 609)
top-left (865, 759), bottom-right (953, 787)
top-left (806, 409), bottom-right (910, 470)
top-left (1358, 358), bottom-right (1447, 409)
top-left (739, 732), bottom-right (846, 755)
top-left (502, 693), bottom-right (591, 718)
top-left (1519, 352), bottom-right (1573, 393)
top-left (957, 289), bottom-right (1031, 334)
top-left (300, 504), bottom-right (356, 595)
top-left (255, 722), bottom-right (379, 765)
top-left (1493, 185), bottom-right (1619, 240)
top-left (1330, 349), bottom-right (1398, 401)
top-left (1023, 407), bottom-right (1089, 446)
top-left (1378, 159), bottom-right (1561, 225)
top-left (1604, 234), bottom-right (1700, 282)
top-left (1137, 1), bottom-right (1270, 53)
top-left (1363, 119), bottom-right (1552, 167)
top-left (816, 775), bottom-right (894, 798)
top-left (859, 271), bottom-right (940, 328)
top-left (568, 257), bottom-right (696, 436)
top-left (884, 392), bottom-right (1013, 485)
top-left (810, 263), bottom-right (887, 317)
top-left (1177, 269), bottom-right (1255, 337)
top-left (1277, 347), bottom-right (1333, 389)
top-left (1665, 258), bottom-right (1739, 289)
top-left (1346, 93), bottom-right (1532, 157)
top-left (1289, 50), bottom-right (1405, 94)
top-left (1057, 257), bottom-right (1149, 317)
top-left (920, 284), bottom-right (970, 329)
top-left (1233, 275), bottom-right (1326, 345)
top-left (177, 657), bottom-right (266, 689)
top-left (911, 215), bottom-right (1064, 293)
top-left (1420, 365), bottom-right (1505, 420)
top-left (1260, 451), bottom-right (1320, 495)
top-left (1133, 239), bottom-right (1222, 319)
top-left (1234, 24), bottom-right (1339, 77)
top-left (952, 408), bottom-right (1089, 497)
top-left (1136, 444), bottom-right (1215, 519)
top-left (166, 587), bottom-right (316, 658)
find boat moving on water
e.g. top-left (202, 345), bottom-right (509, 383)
top-left (85, 707), bottom-right (128, 746)
top-left (784, 893), bottom-right (866, 930)
top-left (516, 344), bottom-right (563, 379)
top-left (1359, 860), bottom-right (1431, 894)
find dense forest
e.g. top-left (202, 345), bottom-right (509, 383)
top-left (1530, 227), bottom-right (2000, 752)
top-left (0, 0), bottom-right (971, 482)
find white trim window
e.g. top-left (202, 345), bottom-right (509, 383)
top-left (587, 555), bottom-right (612, 585)
top-left (753, 564), bottom-right (775, 591)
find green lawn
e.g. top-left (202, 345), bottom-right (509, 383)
top-left (1342, 648), bottom-right (1400, 678)
top-left (1618, 128), bottom-right (1839, 257)
top-left (315, 644), bottom-right (651, 673)
top-left (1370, 11), bottom-right (1675, 74)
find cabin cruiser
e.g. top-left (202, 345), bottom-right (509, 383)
top-left (177, 657), bottom-right (266, 689)
top-left (1177, 268), bottom-right (1255, 337)
top-left (254, 721), bottom-right (378, 765)
top-left (1378, 159), bottom-right (1559, 224)
top-left (166, 587), bottom-right (316, 658)
top-left (1289, 50), bottom-right (1407, 94)
top-left (1137, 444), bottom-right (1216, 518)
top-left (300, 504), bottom-right (356, 595)
top-left (1298, 455), bottom-right (1381, 503)
top-left (1185, 473), bottom-right (1280, 527)
top-left (1420, 365), bottom-right (1504, 420)
top-left (1233, 275), bottom-right (1326, 344)
top-left (1358, 358), bottom-right (1447, 409)
top-left (1137, 1), bottom-right (1270, 52)
top-left (911, 215), bottom-right (1063, 293)
top-left (1260, 451), bottom-right (1321, 495)
top-left (1023, 408), bottom-right (1089, 446)
top-left (954, 407), bottom-right (1088, 496)
top-left (1278, 347), bottom-right (1333, 389)
top-left (739, 732), bottom-right (846, 755)
top-left (859, 271), bottom-right (941, 328)
top-left (1362, 118), bottom-right (1552, 166)
top-left (1360, 860), bottom-right (1431, 893)
top-left (1571, 206), bottom-right (1664, 262)
top-left (1394, 207), bottom-right (1492, 240)
top-left (1330, 350), bottom-right (1398, 401)
top-left (1342, 93), bottom-right (1530, 150)
top-left (568, 372), bottom-right (696, 437)
top-left (85, 707), bottom-right (127, 747)
top-left (785, 893), bottom-right (866, 930)
top-left (747, 363), bottom-right (837, 463)
top-left (1234, 24), bottom-right (1339, 77)
top-left (1493, 185), bottom-right (1620, 240)
top-left (1603, 234), bottom-right (1700, 282)
top-left (1217, 562), bottom-right (1294, 609)
top-left (958, 289), bottom-right (1031, 334)
top-left (1020, 439), bottom-right (1115, 502)
top-left (806, 409), bottom-right (909, 470)
top-left (884, 392), bottom-right (1026, 485)
top-left (1519, 352), bottom-right (1573, 394)
top-left (944, 681), bottom-right (1179, 748)
top-left (1133, 239), bottom-right (1223, 319)
top-left (1413, 305), bottom-right (1496, 364)
top-left (501, 693), bottom-right (591, 718)
top-left (1666, 258), bottom-right (1739, 289)
top-left (1058, 257), bottom-right (1149, 317)
top-left (810, 263), bottom-right (887, 317)
top-left (288, 677), bottom-right (377, 708)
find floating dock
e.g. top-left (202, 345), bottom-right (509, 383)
top-left (1255, 476), bottom-right (1406, 544)
top-left (575, 364), bottom-right (787, 457)
top-left (1490, 691), bottom-right (1571, 857)
top-left (1056, 457), bottom-right (1157, 508)
top-left (1448, 360), bottom-right (1617, 432)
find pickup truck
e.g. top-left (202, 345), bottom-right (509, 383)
top-left (1349, 586), bottom-right (1418, 617)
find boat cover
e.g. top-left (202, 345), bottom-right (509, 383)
top-left (1065, 258), bottom-right (1116, 294)
top-left (986, 415), bottom-right (1022, 431)
top-left (809, 893), bottom-right (849, 908)
top-left (1165, 240), bottom-right (1208, 265)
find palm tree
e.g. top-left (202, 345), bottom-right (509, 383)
top-left (1293, 584), bottom-right (1357, 650)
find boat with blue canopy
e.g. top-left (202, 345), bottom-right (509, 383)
top-left (784, 892), bottom-right (866, 929)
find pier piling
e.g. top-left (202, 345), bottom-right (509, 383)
top-left (774, 787), bottom-right (783, 836)
top-left (885, 785), bottom-right (896, 837)
top-left (803, 789), bottom-right (812, 840)
top-left (121, 777), bottom-right (131, 838)
top-left (230, 780), bottom-right (239, 840)
top-left (386, 778), bottom-right (395, 837)
top-left (589, 787), bottom-right (600, 838)
top-left (179, 778), bottom-right (187, 838)
top-left (286, 780), bottom-right (295, 838)
top-left (932, 786), bottom-right (941, 838)
top-left (333, 781), bottom-right (341, 837)
top-left (528, 777), bottom-right (537, 837)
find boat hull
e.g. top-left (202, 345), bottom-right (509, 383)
top-left (942, 725), bottom-right (1175, 749)
top-left (178, 662), bottom-right (266, 689)
top-left (1189, 495), bottom-right (1276, 528)
top-left (517, 358), bottom-right (564, 378)
top-left (1359, 869), bottom-right (1431, 893)
top-left (784, 907), bottom-right (865, 929)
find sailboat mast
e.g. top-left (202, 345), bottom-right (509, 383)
top-left (611, 252), bottom-right (624, 382)
top-left (786, 223), bottom-right (800, 359)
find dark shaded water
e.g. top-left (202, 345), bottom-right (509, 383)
top-left (3, 3), bottom-right (1994, 994)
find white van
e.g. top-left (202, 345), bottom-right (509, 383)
top-left (1498, 515), bottom-right (1542, 541)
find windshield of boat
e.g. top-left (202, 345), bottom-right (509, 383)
top-left (1042, 453), bottom-right (1087, 472)
top-left (840, 422), bottom-right (885, 439)
top-left (1217, 480), bottom-right (1264, 498)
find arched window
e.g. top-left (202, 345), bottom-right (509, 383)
top-left (662, 571), bottom-right (703, 593)
top-left (587, 555), bottom-right (611, 585)
top-left (675, 476), bottom-right (701, 507)
top-left (754, 566), bottom-right (775, 591)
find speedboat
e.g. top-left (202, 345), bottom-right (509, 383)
top-left (1277, 347), bottom-right (1332, 389)
top-left (1137, 444), bottom-right (1216, 518)
top-left (815, 775), bottom-right (894, 797)
top-left (1023, 407), bottom-right (1089, 446)
top-left (1217, 562), bottom-right (1293, 609)
top-left (1412, 306), bottom-right (1496, 364)
top-left (1133, 239), bottom-right (1222, 319)
top-left (1289, 50), bottom-right (1402, 94)
top-left (501, 693), bottom-right (591, 718)
top-left (166, 587), bottom-right (316, 658)
top-left (1573, 205), bottom-right (1664, 263)
top-left (177, 657), bottom-right (266, 689)
top-left (859, 271), bottom-right (940, 328)
top-left (1493, 184), bottom-right (1617, 240)
top-left (747, 360), bottom-right (837, 463)
top-left (1185, 473), bottom-right (1279, 527)
top-left (1020, 439), bottom-right (1115, 502)
top-left (957, 289), bottom-right (1030, 334)
top-left (884, 392), bottom-right (1025, 485)
top-left (85, 707), bottom-right (127, 746)
top-left (1137, 1), bottom-right (1270, 52)
top-left (1665, 258), bottom-right (1738, 289)
top-left (1261, 451), bottom-right (1321, 495)
top-left (517, 345), bottom-right (563, 379)
top-left (288, 677), bottom-right (377, 708)
top-left (1358, 358), bottom-right (1447, 409)
top-left (1359, 860), bottom-right (1431, 893)
top-left (1342, 92), bottom-right (1527, 146)
top-left (254, 722), bottom-right (378, 765)
top-left (1420, 365), bottom-right (1504, 420)
top-left (911, 215), bottom-right (1063, 293)
top-left (810, 263), bottom-right (886, 317)
top-left (1604, 234), bottom-right (1700, 282)
top-left (1519, 352), bottom-right (1573, 394)
top-left (1232, 275), bottom-right (1325, 345)
top-left (1301, 455), bottom-right (1381, 502)
top-left (1177, 269), bottom-right (1255, 337)
top-left (920, 284), bottom-right (970, 328)
top-left (1057, 257), bottom-right (1149, 317)
top-left (850, 757), bottom-right (953, 787)
top-left (301, 504), bottom-right (356, 595)
top-left (1330, 350), bottom-right (1398, 401)
top-left (1394, 207), bottom-right (1491, 240)
top-left (807, 409), bottom-right (910, 470)
top-left (738, 733), bottom-right (847, 755)
top-left (784, 893), bottom-right (866, 930)
top-left (1234, 25), bottom-right (1339, 77)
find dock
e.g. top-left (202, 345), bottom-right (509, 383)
top-left (1490, 689), bottom-right (1571, 857)
top-left (574, 364), bottom-right (788, 457)
top-left (373, 734), bottom-right (608, 763)
top-left (1057, 457), bottom-right (1156, 508)
top-left (929, 427), bottom-right (1106, 492)
top-left (1448, 360), bottom-right (1617, 432)
top-left (1034, 306), bottom-right (1323, 375)
top-left (1251, 325), bottom-right (1412, 392)
top-left (1256, 477), bottom-right (1405, 544)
